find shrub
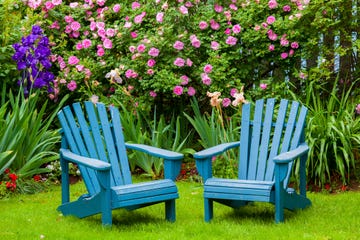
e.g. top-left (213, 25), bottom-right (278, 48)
top-left (15, 0), bottom-right (314, 113)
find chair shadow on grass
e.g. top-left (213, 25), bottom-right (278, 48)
top-left (221, 202), bottom-right (303, 224)
top-left (66, 209), bottom-right (165, 227)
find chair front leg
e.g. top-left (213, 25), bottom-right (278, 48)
top-left (204, 198), bottom-right (214, 222)
top-left (98, 170), bottom-right (112, 226)
top-left (165, 199), bottom-right (176, 222)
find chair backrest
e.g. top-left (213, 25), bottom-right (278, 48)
top-left (238, 98), bottom-right (307, 185)
top-left (57, 101), bottom-right (132, 195)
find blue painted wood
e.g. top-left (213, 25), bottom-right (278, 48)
top-left (57, 101), bottom-right (184, 226)
top-left (247, 99), bottom-right (264, 180)
top-left (194, 98), bottom-right (312, 223)
top-left (256, 98), bottom-right (275, 181)
top-left (238, 104), bottom-right (251, 180)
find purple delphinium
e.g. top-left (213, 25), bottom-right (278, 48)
top-left (12, 25), bottom-right (54, 96)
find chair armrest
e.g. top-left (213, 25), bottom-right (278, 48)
top-left (273, 143), bottom-right (309, 164)
top-left (125, 143), bottom-right (184, 181)
top-left (60, 148), bottom-right (111, 171)
top-left (125, 143), bottom-right (183, 160)
top-left (193, 141), bottom-right (240, 160)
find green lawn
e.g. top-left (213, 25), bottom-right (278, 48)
top-left (1, 180), bottom-right (359, 240)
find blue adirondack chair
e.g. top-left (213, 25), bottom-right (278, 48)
top-left (194, 98), bottom-right (311, 223)
top-left (57, 101), bottom-right (183, 226)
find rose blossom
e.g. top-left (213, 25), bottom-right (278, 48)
top-left (82, 39), bottom-right (92, 48)
top-left (173, 85), bottom-right (183, 95)
top-left (211, 41), bottom-right (220, 50)
top-left (266, 15), bottom-right (276, 24)
top-left (186, 58), bottom-right (193, 66)
top-left (225, 36), bottom-right (237, 45)
top-left (281, 52), bottom-right (288, 59)
top-left (291, 42), bottom-right (299, 49)
top-left (222, 98), bottom-right (231, 107)
top-left (97, 47), bottom-right (105, 56)
top-left (203, 64), bottom-right (213, 74)
top-left (68, 56), bottom-right (79, 65)
top-left (67, 80), bottom-right (77, 91)
top-left (103, 38), bottom-right (112, 49)
top-left (173, 41), bottom-right (184, 50)
top-left (150, 91), bottom-right (157, 98)
top-left (269, 44), bottom-right (275, 51)
top-left (179, 5), bottom-right (188, 14)
top-left (260, 83), bottom-right (267, 89)
top-left (148, 47), bottom-right (160, 57)
top-left (156, 12), bottom-right (164, 22)
top-left (113, 4), bottom-right (120, 12)
top-left (283, 5), bottom-right (291, 12)
top-left (70, 21), bottom-right (81, 31)
top-left (268, 0), bottom-right (278, 9)
top-left (232, 24), bottom-right (241, 34)
top-left (180, 75), bottom-right (189, 85)
top-left (174, 57), bottom-right (185, 67)
top-left (187, 86), bottom-right (196, 96)
top-left (199, 21), bottom-right (208, 30)
top-left (137, 44), bottom-right (146, 53)
top-left (147, 59), bottom-right (156, 67)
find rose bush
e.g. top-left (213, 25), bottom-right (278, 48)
top-left (16, 0), bottom-right (312, 113)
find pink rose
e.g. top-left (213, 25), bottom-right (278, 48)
top-left (179, 5), bottom-right (188, 14)
top-left (187, 87), bottom-right (196, 96)
top-left (281, 52), bottom-right (288, 59)
top-left (82, 39), bottom-right (92, 48)
top-left (70, 21), bottom-right (81, 31)
top-left (173, 86), bottom-right (183, 95)
top-left (199, 21), bottom-right (208, 30)
top-left (269, 44), bottom-right (275, 51)
top-left (225, 36), bottom-right (237, 45)
top-left (291, 42), bottom-right (299, 49)
top-left (186, 58), bottom-right (193, 67)
top-left (260, 83), bottom-right (267, 90)
top-left (67, 80), bottom-right (77, 91)
top-left (147, 59), bottom-right (156, 67)
top-left (68, 56), bottom-right (80, 65)
top-left (268, 0), bottom-right (278, 9)
top-left (148, 47), bottom-right (160, 57)
top-left (222, 98), bottom-right (231, 107)
top-left (113, 4), bottom-right (121, 12)
top-left (103, 38), bottom-right (112, 49)
top-left (211, 41), bottom-right (220, 50)
top-left (150, 91), bottom-right (157, 98)
top-left (173, 41), bottom-right (184, 50)
top-left (174, 57), bottom-right (185, 67)
top-left (137, 44), bottom-right (146, 53)
top-left (97, 48), bottom-right (105, 57)
top-left (203, 64), bottom-right (213, 74)
top-left (180, 75), bottom-right (189, 85)
top-left (156, 12), bottom-right (164, 23)
top-left (232, 24), bottom-right (241, 34)
top-left (266, 15), bottom-right (276, 24)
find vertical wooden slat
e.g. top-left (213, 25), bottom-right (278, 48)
top-left (284, 105), bottom-right (308, 186)
top-left (110, 106), bottom-right (132, 185)
top-left (59, 106), bottom-right (99, 195)
top-left (96, 103), bottom-right (123, 186)
top-left (256, 98), bottom-right (275, 181)
top-left (265, 99), bottom-right (289, 180)
top-left (72, 102), bottom-right (101, 194)
top-left (279, 101), bottom-right (299, 154)
top-left (247, 99), bottom-right (264, 180)
top-left (238, 103), bottom-right (251, 180)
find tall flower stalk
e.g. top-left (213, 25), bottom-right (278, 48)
top-left (12, 25), bottom-right (54, 96)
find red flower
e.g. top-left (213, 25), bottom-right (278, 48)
top-left (324, 183), bottom-right (331, 190)
top-left (33, 175), bottom-right (41, 182)
top-left (4, 168), bottom-right (10, 174)
top-left (5, 181), bottom-right (16, 191)
top-left (8, 173), bottom-right (18, 182)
